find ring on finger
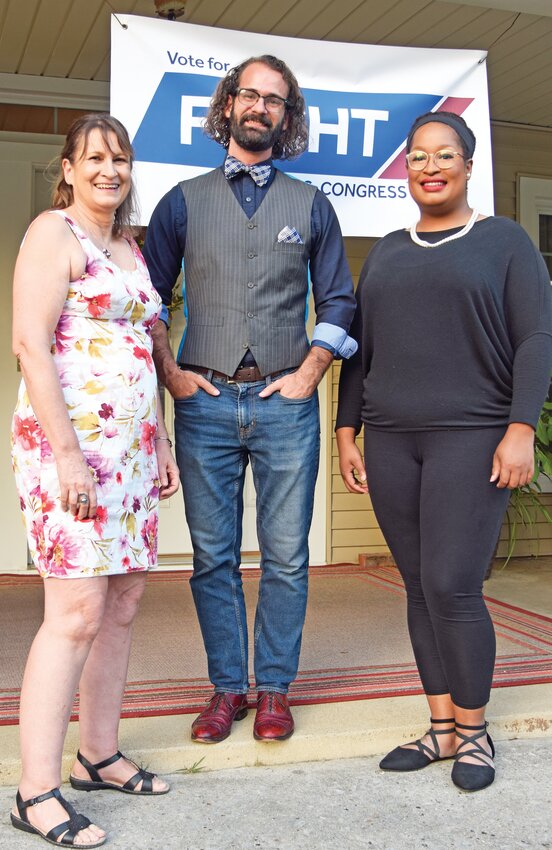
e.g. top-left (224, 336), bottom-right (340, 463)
top-left (77, 493), bottom-right (90, 505)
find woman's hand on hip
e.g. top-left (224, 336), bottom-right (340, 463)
top-left (336, 427), bottom-right (368, 494)
top-left (57, 450), bottom-right (98, 518)
top-left (490, 422), bottom-right (535, 489)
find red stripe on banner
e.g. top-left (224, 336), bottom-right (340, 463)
top-left (378, 97), bottom-right (475, 179)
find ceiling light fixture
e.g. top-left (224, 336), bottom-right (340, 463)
top-left (154, 0), bottom-right (187, 20)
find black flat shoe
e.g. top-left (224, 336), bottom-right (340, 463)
top-left (451, 721), bottom-right (495, 791)
top-left (11, 787), bottom-right (105, 848)
top-left (379, 717), bottom-right (455, 771)
top-left (70, 750), bottom-right (169, 795)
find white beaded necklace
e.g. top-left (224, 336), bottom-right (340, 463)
top-left (409, 208), bottom-right (479, 248)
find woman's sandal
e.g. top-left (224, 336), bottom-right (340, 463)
top-left (451, 721), bottom-right (495, 791)
top-left (379, 717), bottom-right (456, 771)
top-left (10, 787), bottom-right (105, 848)
top-left (70, 750), bottom-right (169, 796)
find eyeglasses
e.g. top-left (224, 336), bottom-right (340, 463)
top-left (405, 149), bottom-right (466, 171)
top-left (235, 88), bottom-right (290, 113)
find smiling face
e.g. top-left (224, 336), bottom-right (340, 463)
top-left (224, 61), bottom-right (289, 161)
top-left (62, 127), bottom-right (132, 217)
top-left (407, 122), bottom-right (472, 217)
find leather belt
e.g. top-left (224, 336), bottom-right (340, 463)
top-left (183, 364), bottom-right (264, 383)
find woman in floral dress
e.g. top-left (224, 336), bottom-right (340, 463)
top-left (10, 114), bottom-right (179, 848)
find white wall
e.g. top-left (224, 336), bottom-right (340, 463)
top-left (0, 134), bottom-right (65, 569)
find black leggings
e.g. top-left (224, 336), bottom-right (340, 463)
top-left (363, 427), bottom-right (510, 709)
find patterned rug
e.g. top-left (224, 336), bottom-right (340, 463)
top-left (1, 565), bottom-right (551, 725)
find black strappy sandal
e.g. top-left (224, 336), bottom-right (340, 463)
top-left (451, 721), bottom-right (495, 791)
top-left (10, 787), bottom-right (105, 848)
top-left (379, 717), bottom-right (456, 771)
top-left (70, 750), bottom-right (169, 796)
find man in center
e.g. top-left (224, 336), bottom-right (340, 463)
top-left (144, 55), bottom-right (356, 742)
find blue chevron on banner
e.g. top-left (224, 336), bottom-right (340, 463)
top-left (131, 72), bottom-right (441, 179)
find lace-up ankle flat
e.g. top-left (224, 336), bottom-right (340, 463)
top-left (379, 717), bottom-right (456, 771)
top-left (451, 721), bottom-right (495, 791)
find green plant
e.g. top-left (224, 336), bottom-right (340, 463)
top-left (134, 227), bottom-right (184, 316)
top-left (535, 399), bottom-right (552, 479)
top-left (169, 280), bottom-right (184, 316)
top-left (504, 398), bottom-right (552, 562)
top-left (174, 757), bottom-right (206, 774)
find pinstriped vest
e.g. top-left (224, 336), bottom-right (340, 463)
top-left (178, 168), bottom-right (317, 376)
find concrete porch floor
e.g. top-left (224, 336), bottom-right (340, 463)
top-left (1, 558), bottom-right (551, 786)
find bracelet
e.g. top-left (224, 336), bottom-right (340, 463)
top-left (155, 436), bottom-right (173, 448)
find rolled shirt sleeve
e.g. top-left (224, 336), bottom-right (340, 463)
top-left (312, 322), bottom-right (358, 358)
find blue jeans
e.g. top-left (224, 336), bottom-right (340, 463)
top-left (174, 372), bottom-right (320, 694)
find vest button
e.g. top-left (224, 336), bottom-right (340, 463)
top-left (242, 343), bottom-right (248, 348)
top-left (247, 282), bottom-right (254, 288)
top-left (247, 223), bottom-right (255, 229)
top-left (248, 252), bottom-right (256, 258)
top-left (247, 312), bottom-right (255, 318)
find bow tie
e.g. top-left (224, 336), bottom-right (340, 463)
top-left (224, 155), bottom-right (271, 187)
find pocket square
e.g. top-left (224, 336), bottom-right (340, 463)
top-left (277, 226), bottom-right (304, 244)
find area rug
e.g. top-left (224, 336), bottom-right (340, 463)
top-left (1, 565), bottom-right (551, 725)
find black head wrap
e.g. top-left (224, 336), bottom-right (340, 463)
top-left (406, 111), bottom-right (476, 159)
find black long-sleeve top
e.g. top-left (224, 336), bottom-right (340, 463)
top-left (336, 216), bottom-right (552, 433)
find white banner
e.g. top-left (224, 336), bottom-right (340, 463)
top-left (111, 15), bottom-right (493, 236)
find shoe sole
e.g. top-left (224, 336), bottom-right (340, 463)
top-left (379, 755), bottom-right (454, 772)
top-left (69, 777), bottom-right (169, 795)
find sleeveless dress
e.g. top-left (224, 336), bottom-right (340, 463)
top-left (11, 211), bottom-right (162, 578)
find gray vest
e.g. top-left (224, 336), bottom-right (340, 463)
top-left (179, 168), bottom-right (317, 376)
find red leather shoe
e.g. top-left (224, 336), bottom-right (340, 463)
top-left (191, 692), bottom-right (248, 743)
top-left (253, 691), bottom-right (294, 741)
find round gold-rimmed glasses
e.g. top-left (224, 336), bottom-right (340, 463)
top-left (406, 149), bottom-right (466, 171)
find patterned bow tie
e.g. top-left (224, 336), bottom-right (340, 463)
top-left (224, 155), bottom-right (271, 187)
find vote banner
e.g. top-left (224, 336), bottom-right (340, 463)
top-left (111, 15), bottom-right (492, 236)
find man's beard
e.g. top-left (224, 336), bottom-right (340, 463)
top-left (229, 107), bottom-right (285, 152)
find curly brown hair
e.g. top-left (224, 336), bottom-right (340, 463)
top-left (203, 55), bottom-right (309, 161)
top-left (51, 113), bottom-right (137, 237)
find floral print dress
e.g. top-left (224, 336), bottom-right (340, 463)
top-left (11, 211), bottom-right (162, 578)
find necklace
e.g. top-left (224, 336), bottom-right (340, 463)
top-left (409, 208), bottom-right (479, 248)
top-left (89, 233), bottom-right (112, 259)
top-left (72, 213), bottom-right (113, 259)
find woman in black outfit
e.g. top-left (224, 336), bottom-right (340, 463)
top-left (336, 111), bottom-right (552, 791)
